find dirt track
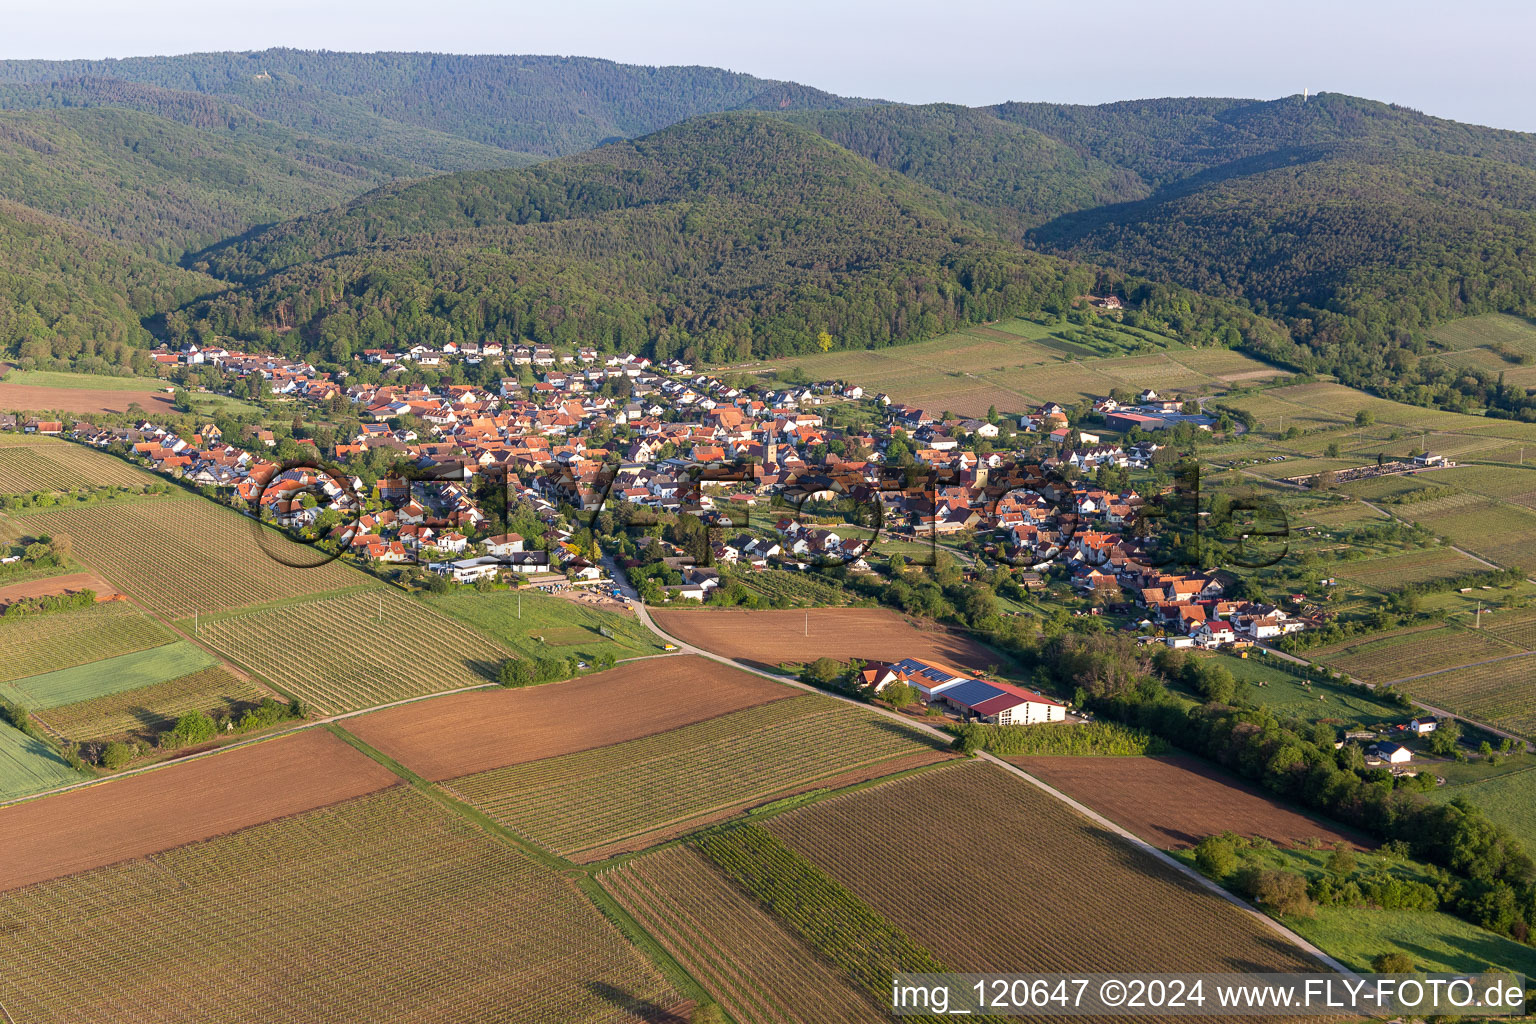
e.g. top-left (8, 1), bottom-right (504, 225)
top-left (0, 729), bottom-right (398, 891)
top-left (649, 606), bottom-right (1007, 673)
top-left (1009, 754), bottom-right (1371, 851)
top-left (0, 382), bottom-right (174, 416)
top-left (342, 655), bottom-right (793, 781)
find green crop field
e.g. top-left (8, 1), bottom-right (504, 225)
top-left (753, 315), bottom-right (1279, 417)
top-left (444, 694), bottom-right (943, 860)
top-left (0, 641), bottom-right (216, 709)
top-left (36, 666), bottom-right (269, 744)
top-left (426, 589), bottom-right (666, 661)
top-left (1427, 765), bottom-right (1536, 857)
top-left (1408, 501), bottom-right (1536, 571)
top-left (1293, 907), bottom-right (1536, 976)
top-left (0, 442), bottom-right (162, 494)
top-left (31, 497), bottom-right (367, 616)
top-left (1, 369), bottom-right (168, 391)
top-left (0, 788), bottom-right (681, 1023)
top-left (0, 721), bottom-right (86, 801)
top-left (1398, 653), bottom-right (1536, 737)
top-left (196, 589), bottom-right (512, 714)
top-left (740, 569), bottom-right (854, 606)
top-left (1332, 547), bottom-right (1488, 589)
top-left (1212, 653), bottom-right (1405, 727)
top-left (0, 604), bottom-right (173, 684)
top-left (1311, 624), bottom-right (1522, 684)
top-left (602, 844), bottom-right (887, 1024)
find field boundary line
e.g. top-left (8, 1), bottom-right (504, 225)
top-left (629, 599), bottom-right (1357, 977)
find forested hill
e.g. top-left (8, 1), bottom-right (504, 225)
top-left (756, 93), bottom-right (1536, 409)
top-left (180, 114), bottom-right (1102, 361)
top-left (0, 51), bottom-right (870, 160)
top-left (0, 199), bottom-right (219, 364)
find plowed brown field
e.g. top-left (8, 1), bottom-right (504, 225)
top-left (342, 654), bottom-right (794, 781)
top-left (0, 381), bottom-right (174, 415)
top-left (0, 728), bottom-right (397, 891)
top-left (650, 606), bottom-right (1006, 673)
top-left (1010, 754), bottom-right (1371, 851)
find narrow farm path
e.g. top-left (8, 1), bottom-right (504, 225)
top-left (624, 594), bottom-right (1355, 977)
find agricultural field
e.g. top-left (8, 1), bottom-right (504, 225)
top-left (1309, 624), bottom-right (1522, 684)
top-left (445, 694), bottom-right (947, 861)
top-left (602, 845), bottom-right (887, 1024)
top-left (1296, 907), bottom-right (1536, 976)
top-left (1011, 755), bottom-right (1369, 850)
top-left (0, 721), bottom-right (86, 801)
top-left (764, 762), bottom-right (1326, 977)
top-left (1213, 653), bottom-right (1406, 727)
top-left (30, 497), bottom-right (365, 616)
top-left (0, 728), bottom-right (397, 890)
top-left (426, 589), bottom-right (667, 662)
top-left (0, 602), bottom-right (173, 683)
top-left (36, 666), bottom-right (271, 745)
top-left (756, 315), bottom-right (1280, 417)
top-left (0, 787), bottom-right (681, 1024)
top-left (1407, 500), bottom-right (1536, 571)
top-left (1, 369), bottom-right (169, 391)
top-left (1480, 606), bottom-right (1536, 650)
top-left (1396, 654), bottom-right (1536, 737)
top-left (650, 606), bottom-right (1011, 674)
top-left (0, 379), bottom-right (175, 415)
top-left (0, 438), bottom-right (161, 493)
top-left (1331, 547), bottom-right (1488, 589)
top-left (737, 568), bottom-right (853, 606)
top-left (0, 640), bottom-right (216, 710)
top-left (196, 588), bottom-right (512, 715)
top-left (0, 570), bottom-right (120, 608)
top-left (1427, 764), bottom-right (1536, 857)
top-left (343, 655), bottom-right (793, 782)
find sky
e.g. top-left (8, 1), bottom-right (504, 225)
top-left (6, 0), bottom-right (1536, 132)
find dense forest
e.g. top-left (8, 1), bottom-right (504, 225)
top-left (0, 53), bottom-right (1534, 413)
top-left (0, 51), bottom-right (867, 159)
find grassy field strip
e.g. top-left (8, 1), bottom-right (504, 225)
top-left (35, 667), bottom-right (268, 745)
top-left (0, 721), bottom-right (85, 801)
top-left (443, 695), bottom-right (941, 858)
top-left (602, 845), bottom-right (888, 1024)
top-left (0, 603), bottom-right (174, 683)
top-left (0, 641), bottom-right (215, 709)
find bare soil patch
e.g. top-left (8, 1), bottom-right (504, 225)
top-left (0, 382), bottom-right (174, 415)
top-left (0, 728), bottom-right (397, 891)
top-left (1010, 754), bottom-right (1371, 850)
top-left (342, 654), bottom-right (794, 781)
top-left (651, 606), bottom-right (1007, 673)
top-left (0, 570), bottom-right (121, 608)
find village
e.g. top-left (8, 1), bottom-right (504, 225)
top-left (35, 338), bottom-right (1341, 659)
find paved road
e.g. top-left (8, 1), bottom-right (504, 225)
top-left (624, 581), bottom-right (1351, 975)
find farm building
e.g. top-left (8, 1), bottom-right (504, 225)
top-left (936, 679), bottom-right (1067, 725)
top-left (1407, 717), bottom-right (1438, 735)
top-left (867, 657), bottom-right (971, 699)
top-left (1372, 741), bottom-right (1414, 764)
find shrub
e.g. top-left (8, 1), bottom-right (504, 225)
top-left (163, 710), bottom-right (217, 748)
top-left (1371, 951), bottom-right (1414, 974)
top-left (499, 659), bottom-right (535, 688)
top-left (1194, 835), bottom-right (1239, 879)
top-left (100, 741), bottom-right (136, 770)
top-left (1238, 867), bottom-right (1315, 917)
